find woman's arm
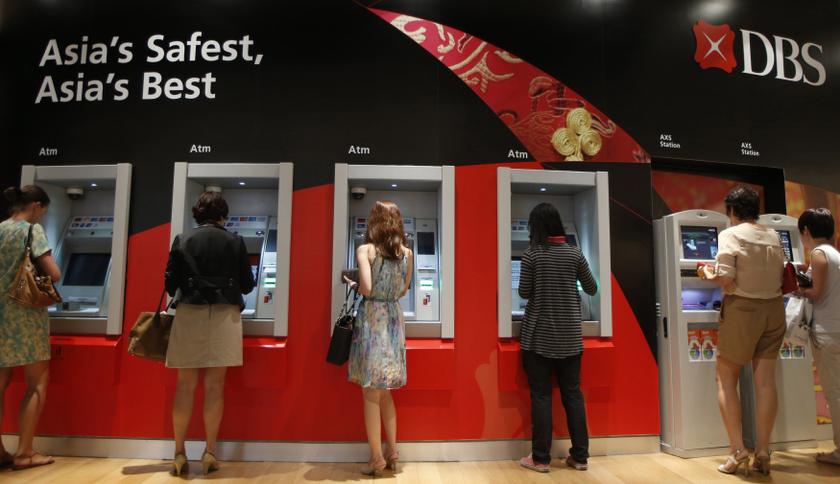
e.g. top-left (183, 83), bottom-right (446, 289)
top-left (355, 244), bottom-right (374, 297)
top-left (577, 251), bottom-right (598, 296)
top-left (518, 251), bottom-right (534, 299)
top-left (30, 223), bottom-right (60, 281)
top-left (164, 236), bottom-right (180, 297)
top-left (802, 249), bottom-right (828, 302)
top-left (703, 230), bottom-right (736, 290)
top-left (400, 248), bottom-right (413, 298)
top-left (35, 253), bottom-right (61, 282)
top-left (238, 237), bottom-right (257, 295)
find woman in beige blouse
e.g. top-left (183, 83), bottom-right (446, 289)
top-left (701, 186), bottom-right (785, 476)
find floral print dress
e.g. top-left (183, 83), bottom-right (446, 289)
top-left (0, 220), bottom-right (52, 367)
top-left (348, 254), bottom-right (408, 389)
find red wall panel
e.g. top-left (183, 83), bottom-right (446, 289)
top-left (2, 168), bottom-right (660, 443)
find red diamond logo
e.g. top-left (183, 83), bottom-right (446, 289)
top-left (693, 20), bottom-right (737, 73)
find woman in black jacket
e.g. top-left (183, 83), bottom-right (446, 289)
top-left (164, 191), bottom-right (256, 476)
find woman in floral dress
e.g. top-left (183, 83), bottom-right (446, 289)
top-left (344, 200), bottom-right (412, 476)
top-left (0, 185), bottom-right (61, 471)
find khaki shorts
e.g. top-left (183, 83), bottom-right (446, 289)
top-left (717, 295), bottom-right (785, 366)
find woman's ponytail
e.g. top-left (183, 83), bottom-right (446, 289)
top-left (3, 186), bottom-right (22, 203)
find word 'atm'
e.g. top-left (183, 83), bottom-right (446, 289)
top-left (21, 164), bottom-right (132, 336)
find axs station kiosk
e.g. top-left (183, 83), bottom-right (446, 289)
top-left (753, 213), bottom-right (817, 450)
top-left (655, 209), bottom-right (729, 457)
top-left (497, 168), bottom-right (612, 338)
top-left (21, 164), bottom-right (132, 336)
top-left (331, 164), bottom-right (455, 338)
top-left (170, 163), bottom-right (293, 337)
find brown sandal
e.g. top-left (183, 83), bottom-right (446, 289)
top-left (12, 452), bottom-right (55, 471)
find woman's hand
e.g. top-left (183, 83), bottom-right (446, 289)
top-left (343, 275), bottom-right (358, 289)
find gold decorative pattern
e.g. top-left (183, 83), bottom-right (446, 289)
top-left (550, 108), bottom-right (603, 161)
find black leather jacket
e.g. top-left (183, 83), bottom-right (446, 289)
top-left (165, 224), bottom-right (257, 309)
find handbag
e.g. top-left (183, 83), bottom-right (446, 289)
top-left (781, 261), bottom-right (798, 295)
top-left (326, 285), bottom-right (360, 365)
top-left (785, 295), bottom-right (813, 345)
top-left (8, 224), bottom-right (62, 308)
top-left (127, 288), bottom-right (174, 362)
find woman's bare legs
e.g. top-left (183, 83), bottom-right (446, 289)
top-left (203, 367), bottom-right (227, 455)
top-left (380, 390), bottom-right (397, 454)
top-left (172, 368), bottom-right (200, 455)
top-left (363, 388), bottom-right (384, 460)
top-left (15, 361), bottom-right (52, 465)
top-left (716, 357), bottom-right (746, 453)
top-left (752, 357), bottom-right (778, 457)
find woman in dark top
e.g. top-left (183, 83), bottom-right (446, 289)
top-left (518, 203), bottom-right (597, 474)
top-left (164, 191), bottom-right (256, 475)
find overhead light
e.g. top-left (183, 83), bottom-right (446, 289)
top-left (539, 187), bottom-right (547, 192)
top-left (238, 181), bottom-right (246, 186)
top-left (391, 183), bottom-right (398, 188)
top-left (90, 183), bottom-right (98, 187)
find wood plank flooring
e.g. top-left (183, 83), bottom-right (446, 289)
top-left (2, 441), bottom-right (839, 483)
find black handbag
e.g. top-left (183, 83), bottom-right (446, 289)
top-left (326, 286), bottom-right (360, 365)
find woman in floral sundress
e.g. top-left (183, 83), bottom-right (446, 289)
top-left (0, 185), bottom-right (61, 471)
top-left (344, 200), bottom-right (412, 476)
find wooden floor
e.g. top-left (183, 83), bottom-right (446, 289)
top-left (2, 442), bottom-right (839, 483)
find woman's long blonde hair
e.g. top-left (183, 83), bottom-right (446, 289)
top-left (365, 200), bottom-right (407, 260)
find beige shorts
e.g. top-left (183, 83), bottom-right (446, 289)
top-left (717, 295), bottom-right (785, 366)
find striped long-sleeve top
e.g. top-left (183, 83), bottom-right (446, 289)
top-left (518, 241), bottom-right (598, 358)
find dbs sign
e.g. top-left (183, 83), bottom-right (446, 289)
top-left (692, 20), bottom-right (826, 86)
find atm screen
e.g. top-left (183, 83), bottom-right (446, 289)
top-left (266, 229), bottom-right (278, 252)
top-left (776, 230), bottom-right (793, 261)
top-left (64, 253), bottom-right (110, 286)
top-left (681, 226), bottom-right (718, 260)
top-left (417, 232), bottom-right (435, 255)
top-left (511, 257), bottom-right (521, 290)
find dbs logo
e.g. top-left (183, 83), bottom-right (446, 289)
top-left (692, 20), bottom-right (827, 86)
top-left (693, 21), bottom-right (737, 73)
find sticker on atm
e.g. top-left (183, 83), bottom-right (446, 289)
top-left (700, 329), bottom-right (717, 362)
top-left (780, 340), bottom-right (793, 359)
top-left (688, 329), bottom-right (702, 362)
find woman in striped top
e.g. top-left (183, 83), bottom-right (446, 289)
top-left (518, 203), bottom-right (598, 474)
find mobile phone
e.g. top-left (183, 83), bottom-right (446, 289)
top-left (796, 271), bottom-right (813, 288)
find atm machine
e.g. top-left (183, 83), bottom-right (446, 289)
top-left (752, 214), bottom-right (817, 450)
top-left (510, 220), bottom-right (592, 322)
top-left (170, 163), bottom-right (293, 337)
top-left (347, 216), bottom-right (439, 322)
top-left (20, 164), bottom-right (132, 335)
top-left (223, 214), bottom-right (277, 320)
top-left (655, 209), bottom-right (730, 457)
top-left (331, 164), bottom-right (455, 339)
top-left (498, 168), bottom-right (611, 338)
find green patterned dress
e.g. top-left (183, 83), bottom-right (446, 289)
top-left (0, 220), bottom-right (51, 367)
top-left (348, 255), bottom-right (408, 389)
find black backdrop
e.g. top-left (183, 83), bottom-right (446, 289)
top-left (1, 0), bottom-right (838, 232)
